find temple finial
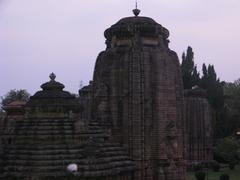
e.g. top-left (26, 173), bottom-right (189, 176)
top-left (49, 72), bottom-right (56, 81)
top-left (133, 0), bottom-right (141, 16)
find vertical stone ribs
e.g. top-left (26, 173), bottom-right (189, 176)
top-left (184, 88), bottom-right (213, 165)
top-left (130, 50), bottom-right (146, 179)
top-left (92, 14), bottom-right (186, 180)
top-left (131, 50), bottom-right (143, 160)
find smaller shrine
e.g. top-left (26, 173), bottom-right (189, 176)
top-left (0, 73), bottom-right (135, 180)
top-left (184, 87), bottom-right (213, 165)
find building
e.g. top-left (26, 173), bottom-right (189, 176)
top-left (91, 8), bottom-right (186, 180)
top-left (0, 73), bottom-right (135, 180)
top-left (0, 8), bottom-right (195, 180)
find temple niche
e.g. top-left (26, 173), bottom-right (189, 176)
top-left (91, 8), bottom-right (186, 180)
top-left (184, 87), bottom-right (213, 165)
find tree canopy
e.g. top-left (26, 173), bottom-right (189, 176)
top-left (181, 46), bottom-right (200, 89)
top-left (214, 136), bottom-right (240, 163)
top-left (221, 79), bottom-right (240, 135)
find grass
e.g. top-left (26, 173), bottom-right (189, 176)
top-left (187, 165), bottom-right (240, 180)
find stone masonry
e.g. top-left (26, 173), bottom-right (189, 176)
top-left (0, 8), bottom-right (192, 180)
top-left (0, 74), bottom-right (135, 180)
top-left (92, 8), bottom-right (186, 180)
top-left (184, 87), bottom-right (213, 165)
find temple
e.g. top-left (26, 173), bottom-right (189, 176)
top-left (0, 7), bottom-right (213, 180)
top-left (91, 8), bottom-right (186, 180)
top-left (0, 74), bottom-right (135, 180)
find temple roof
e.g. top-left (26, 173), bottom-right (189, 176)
top-left (3, 100), bottom-right (26, 109)
top-left (3, 100), bottom-right (26, 115)
top-left (40, 72), bottom-right (65, 91)
top-left (26, 73), bottom-right (80, 112)
top-left (104, 9), bottom-right (169, 40)
top-left (1, 74), bottom-right (135, 178)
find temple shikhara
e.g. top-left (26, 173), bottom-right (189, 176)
top-left (0, 7), bottom-right (212, 180)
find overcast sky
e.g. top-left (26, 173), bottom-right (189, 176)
top-left (0, 0), bottom-right (240, 97)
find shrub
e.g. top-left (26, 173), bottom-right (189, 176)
top-left (193, 163), bottom-right (203, 171)
top-left (187, 162), bottom-right (203, 172)
top-left (195, 171), bottom-right (206, 180)
top-left (211, 161), bottom-right (220, 172)
top-left (229, 162), bottom-right (236, 170)
top-left (213, 137), bottom-right (240, 164)
top-left (220, 173), bottom-right (230, 180)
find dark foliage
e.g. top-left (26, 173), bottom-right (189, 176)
top-left (219, 173), bottom-right (230, 180)
top-left (210, 161), bottom-right (221, 172)
top-left (223, 79), bottom-right (240, 136)
top-left (213, 137), bottom-right (239, 164)
top-left (195, 171), bottom-right (206, 180)
top-left (181, 46), bottom-right (200, 89)
top-left (193, 163), bottom-right (203, 172)
top-left (200, 64), bottom-right (224, 110)
top-left (229, 162), bottom-right (236, 170)
top-left (200, 64), bottom-right (225, 139)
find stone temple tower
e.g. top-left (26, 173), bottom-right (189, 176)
top-left (92, 8), bottom-right (186, 180)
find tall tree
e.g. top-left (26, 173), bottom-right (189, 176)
top-left (192, 66), bottom-right (200, 87)
top-left (222, 79), bottom-right (240, 135)
top-left (200, 64), bottom-right (224, 110)
top-left (201, 63), bottom-right (208, 89)
top-left (200, 64), bottom-right (225, 139)
top-left (181, 46), bottom-right (200, 89)
top-left (226, 79), bottom-right (240, 115)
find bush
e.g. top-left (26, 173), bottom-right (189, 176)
top-left (194, 163), bottom-right (203, 171)
top-left (187, 162), bottom-right (203, 172)
top-left (213, 137), bottom-right (240, 164)
top-left (211, 161), bottom-right (220, 172)
top-left (220, 173), bottom-right (230, 180)
top-left (195, 171), bottom-right (206, 180)
top-left (229, 162), bottom-right (236, 170)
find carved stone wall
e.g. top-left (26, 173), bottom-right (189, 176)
top-left (0, 11), bottom-right (188, 180)
top-left (79, 82), bottom-right (93, 122)
top-left (92, 14), bottom-right (186, 180)
top-left (0, 75), bottom-right (135, 180)
top-left (184, 88), bottom-right (213, 164)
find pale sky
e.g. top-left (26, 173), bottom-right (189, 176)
top-left (0, 0), bottom-right (240, 97)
